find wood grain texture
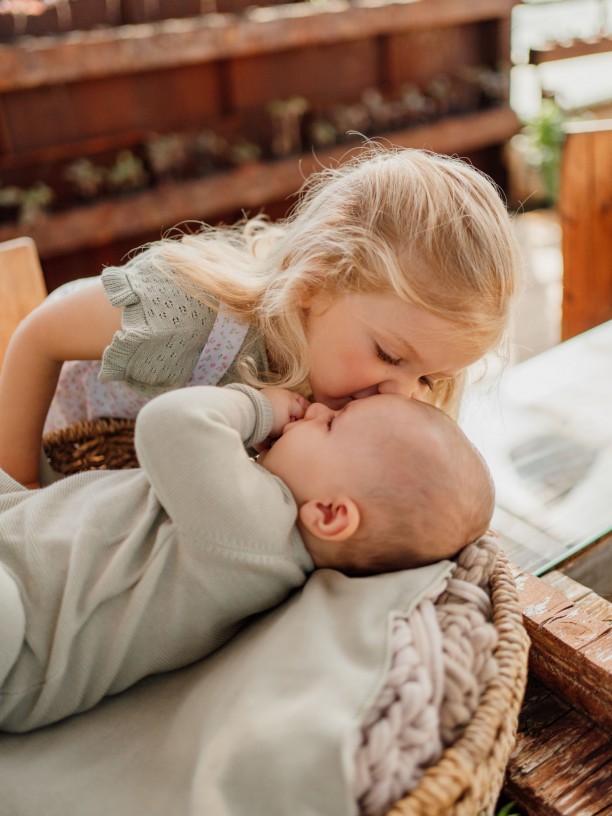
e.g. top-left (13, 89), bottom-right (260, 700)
top-left (506, 679), bottom-right (612, 816)
top-left (0, 105), bottom-right (520, 259)
top-left (0, 237), bottom-right (47, 367)
top-left (0, 0), bottom-right (518, 92)
top-left (513, 564), bottom-right (612, 729)
top-left (559, 122), bottom-right (612, 339)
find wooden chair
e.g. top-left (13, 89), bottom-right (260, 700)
top-left (559, 119), bottom-right (612, 340)
top-left (0, 237), bottom-right (47, 368)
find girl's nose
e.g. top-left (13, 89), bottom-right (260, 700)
top-left (407, 379), bottom-right (431, 401)
top-left (354, 378), bottom-right (430, 401)
top-left (380, 378), bottom-right (430, 400)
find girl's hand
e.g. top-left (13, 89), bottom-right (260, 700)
top-left (257, 387), bottom-right (310, 450)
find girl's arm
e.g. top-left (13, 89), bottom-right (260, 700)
top-left (0, 280), bottom-right (122, 486)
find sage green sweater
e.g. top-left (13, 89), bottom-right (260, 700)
top-left (0, 385), bottom-right (313, 733)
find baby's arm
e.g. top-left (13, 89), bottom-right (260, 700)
top-left (0, 280), bottom-right (121, 486)
top-left (134, 385), bottom-right (308, 538)
top-left (255, 387), bottom-right (311, 451)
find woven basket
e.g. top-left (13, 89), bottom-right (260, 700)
top-left (43, 417), bottom-right (138, 475)
top-left (388, 548), bottom-right (530, 816)
top-left (42, 417), bottom-right (529, 816)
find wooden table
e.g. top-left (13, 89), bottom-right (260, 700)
top-left (461, 322), bottom-right (612, 815)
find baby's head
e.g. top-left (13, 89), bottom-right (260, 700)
top-left (258, 394), bottom-right (494, 575)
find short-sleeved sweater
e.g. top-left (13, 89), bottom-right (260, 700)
top-left (44, 248), bottom-right (270, 432)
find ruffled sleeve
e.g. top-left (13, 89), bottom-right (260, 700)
top-left (99, 248), bottom-right (217, 396)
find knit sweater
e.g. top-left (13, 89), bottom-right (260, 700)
top-left (44, 250), bottom-right (270, 434)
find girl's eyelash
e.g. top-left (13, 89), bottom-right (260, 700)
top-left (376, 345), bottom-right (402, 366)
top-left (376, 343), bottom-right (434, 389)
top-left (419, 376), bottom-right (435, 391)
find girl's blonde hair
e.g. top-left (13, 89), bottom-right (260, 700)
top-left (152, 144), bottom-right (524, 415)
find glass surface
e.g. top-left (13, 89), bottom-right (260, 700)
top-left (461, 321), bottom-right (612, 575)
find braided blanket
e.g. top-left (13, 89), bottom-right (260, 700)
top-left (355, 536), bottom-right (500, 816)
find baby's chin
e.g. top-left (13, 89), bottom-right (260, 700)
top-left (255, 440), bottom-right (279, 465)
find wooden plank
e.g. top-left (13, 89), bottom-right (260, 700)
top-left (559, 121), bottom-right (612, 340)
top-left (0, 105), bottom-right (520, 259)
top-left (0, 237), bottom-right (47, 367)
top-left (559, 124), bottom-right (593, 340)
top-left (552, 755), bottom-right (612, 815)
top-left (0, 129), bottom-right (150, 171)
top-left (0, 0), bottom-right (518, 92)
top-left (530, 35), bottom-right (612, 64)
top-left (513, 565), bottom-right (612, 729)
top-left (2, 63), bottom-right (223, 155)
top-left (541, 570), bottom-right (612, 623)
top-left (383, 22), bottom-right (486, 86)
top-left (557, 532), bottom-right (612, 609)
top-left (506, 679), bottom-right (612, 816)
top-left (590, 126), bottom-right (612, 327)
top-left (228, 38), bottom-right (379, 110)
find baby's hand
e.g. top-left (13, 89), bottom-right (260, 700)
top-left (258, 387), bottom-right (310, 449)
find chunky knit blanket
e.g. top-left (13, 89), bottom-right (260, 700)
top-left (355, 536), bottom-right (500, 815)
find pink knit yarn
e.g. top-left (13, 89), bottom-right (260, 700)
top-left (355, 536), bottom-right (499, 816)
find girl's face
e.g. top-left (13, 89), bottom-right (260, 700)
top-left (304, 291), bottom-right (481, 409)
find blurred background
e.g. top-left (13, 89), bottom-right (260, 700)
top-left (1, 0), bottom-right (611, 354)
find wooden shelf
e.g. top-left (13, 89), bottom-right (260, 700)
top-left (0, 0), bottom-right (517, 92)
top-left (530, 35), bottom-right (612, 65)
top-left (0, 105), bottom-right (520, 259)
top-left (0, 0), bottom-right (518, 281)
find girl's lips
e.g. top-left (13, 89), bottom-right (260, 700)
top-left (318, 395), bottom-right (353, 410)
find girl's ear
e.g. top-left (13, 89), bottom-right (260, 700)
top-left (298, 497), bottom-right (361, 542)
top-left (298, 289), bottom-right (312, 310)
top-left (299, 287), bottom-right (331, 311)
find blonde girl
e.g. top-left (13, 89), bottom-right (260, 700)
top-left (0, 146), bottom-right (523, 487)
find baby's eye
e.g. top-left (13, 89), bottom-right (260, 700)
top-left (419, 376), bottom-right (435, 391)
top-left (376, 344), bottom-right (402, 367)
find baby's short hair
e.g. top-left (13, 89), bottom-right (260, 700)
top-left (337, 399), bottom-right (494, 575)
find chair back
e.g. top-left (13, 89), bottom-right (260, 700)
top-left (0, 237), bottom-right (47, 367)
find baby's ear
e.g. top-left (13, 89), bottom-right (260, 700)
top-left (298, 497), bottom-right (360, 542)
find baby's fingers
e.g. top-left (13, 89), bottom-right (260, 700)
top-left (291, 395), bottom-right (310, 421)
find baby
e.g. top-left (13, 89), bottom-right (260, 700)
top-left (258, 389), bottom-right (494, 575)
top-left (0, 384), bottom-right (493, 732)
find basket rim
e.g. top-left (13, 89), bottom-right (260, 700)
top-left (386, 548), bottom-right (530, 816)
top-left (42, 416), bottom-right (136, 448)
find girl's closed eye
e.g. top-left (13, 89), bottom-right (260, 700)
top-left (419, 376), bottom-right (435, 391)
top-left (376, 342), bottom-right (435, 390)
top-left (375, 344), bottom-right (402, 367)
